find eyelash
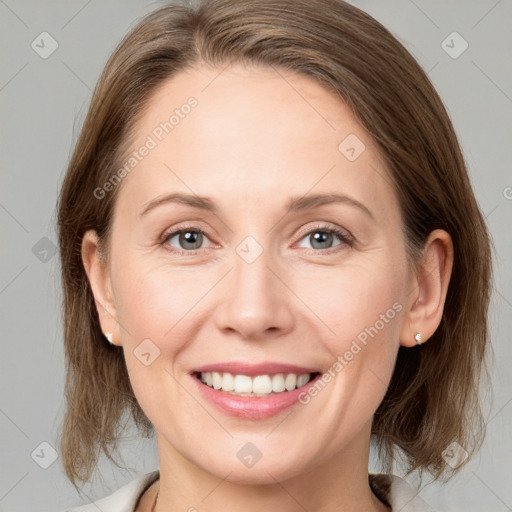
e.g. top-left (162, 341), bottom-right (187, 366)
top-left (159, 223), bottom-right (353, 256)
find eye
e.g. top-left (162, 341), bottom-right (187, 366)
top-left (295, 224), bottom-right (353, 251)
top-left (160, 223), bottom-right (353, 255)
top-left (161, 226), bottom-right (211, 253)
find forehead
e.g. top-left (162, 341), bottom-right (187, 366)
top-left (114, 63), bottom-right (397, 220)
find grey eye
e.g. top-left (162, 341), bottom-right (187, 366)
top-left (296, 229), bottom-right (343, 250)
top-left (166, 230), bottom-right (206, 250)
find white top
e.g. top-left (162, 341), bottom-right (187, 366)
top-left (61, 471), bottom-right (437, 511)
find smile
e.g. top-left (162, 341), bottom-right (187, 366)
top-left (190, 369), bottom-right (322, 420)
top-left (194, 371), bottom-right (319, 397)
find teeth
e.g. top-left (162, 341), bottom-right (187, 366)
top-left (272, 374), bottom-right (286, 392)
top-left (285, 374), bottom-right (296, 391)
top-left (212, 371), bottom-right (222, 390)
top-left (297, 374), bottom-right (310, 387)
top-left (252, 375), bottom-right (272, 394)
top-left (220, 372), bottom-right (234, 391)
top-left (234, 374), bottom-right (253, 393)
top-left (198, 371), bottom-right (314, 396)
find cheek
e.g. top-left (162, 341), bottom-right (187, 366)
top-left (296, 258), bottom-right (405, 344)
top-left (115, 263), bottom-right (197, 423)
top-left (112, 254), bottom-right (208, 338)
top-left (291, 255), bottom-right (406, 405)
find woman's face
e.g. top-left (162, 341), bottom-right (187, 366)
top-left (97, 63), bottom-right (417, 482)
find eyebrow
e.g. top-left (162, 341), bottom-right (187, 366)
top-left (139, 193), bottom-right (219, 218)
top-left (139, 192), bottom-right (374, 220)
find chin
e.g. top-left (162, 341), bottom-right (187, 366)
top-left (206, 453), bottom-right (310, 485)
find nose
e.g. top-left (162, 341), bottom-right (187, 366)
top-left (213, 243), bottom-right (294, 341)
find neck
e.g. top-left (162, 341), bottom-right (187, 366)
top-left (154, 425), bottom-right (390, 512)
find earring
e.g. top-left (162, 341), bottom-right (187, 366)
top-left (415, 333), bottom-right (422, 344)
top-left (104, 332), bottom-right (114, 344)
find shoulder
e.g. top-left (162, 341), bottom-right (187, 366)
top-left (370, 473), bottom-right (439, 512)
top-left (59, 470), bottom-right (160, 512)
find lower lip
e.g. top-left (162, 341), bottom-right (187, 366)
top-left (190, 373), bottom-right (321, 419)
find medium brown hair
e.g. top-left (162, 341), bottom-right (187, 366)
top-left (56, 0), bottom-right (493, 498)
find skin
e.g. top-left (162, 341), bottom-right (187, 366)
top-left (82, 63), bottom-right (453, 512)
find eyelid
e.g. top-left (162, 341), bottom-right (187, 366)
top-left (294, 222), bottom-right (353, 244)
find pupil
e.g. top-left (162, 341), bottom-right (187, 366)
top-left (181, 231), bottom-right (202, 250)
top-left (311, 231), bottom-right (332, 249)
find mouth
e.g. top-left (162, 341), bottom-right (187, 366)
top-left (190, 369), bottom-right (323, 419)
top-left (192, 370), bottom-right (322, 397)
top-left (188, 361), bottom-right (323, 419)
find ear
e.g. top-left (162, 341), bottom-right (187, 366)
top-left (400, 229), bottom-right (454, 347)
top-left (81, 230), bottom-right (122, 346)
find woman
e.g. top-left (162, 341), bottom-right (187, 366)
top-left (57, 0), bottom-right (493, 510)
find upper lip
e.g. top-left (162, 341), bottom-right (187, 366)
top-left (191, 361), bottom-right (321, 377)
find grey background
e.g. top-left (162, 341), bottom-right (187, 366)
top-left (0, 1), bottom-right (510, 511)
